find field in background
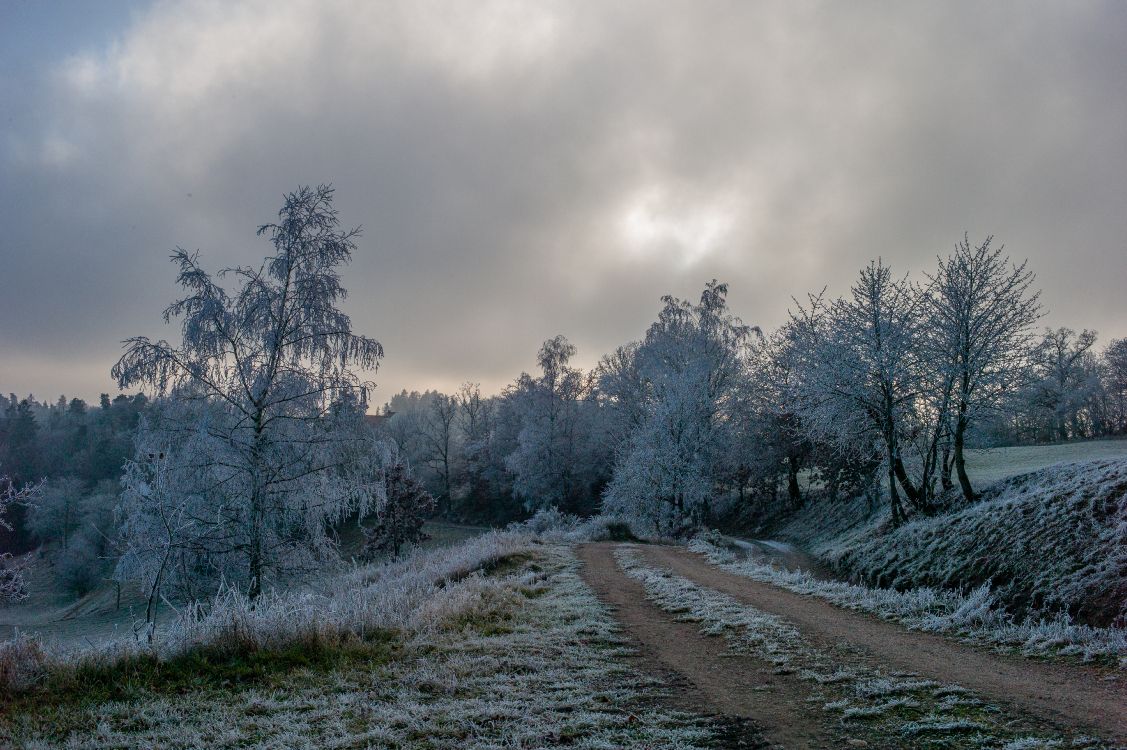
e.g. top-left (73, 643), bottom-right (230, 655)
top-left (964, 438), bottom-right (1127, 485)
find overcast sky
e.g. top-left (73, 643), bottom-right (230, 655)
top-left (2, 0), bottom-right (1125, 408)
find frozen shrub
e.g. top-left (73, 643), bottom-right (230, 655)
top-left (513, 510), bottom-right (655, 543)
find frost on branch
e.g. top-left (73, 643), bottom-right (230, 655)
top-left (0, 475), bottom-right (40, 604)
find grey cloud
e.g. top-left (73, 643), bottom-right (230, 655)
top-left (1, 0), bottom-right (1124, 403)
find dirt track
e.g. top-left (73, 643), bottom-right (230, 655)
top-left (578, 542), bottom-right (1127, 746)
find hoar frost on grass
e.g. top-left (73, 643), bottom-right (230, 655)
top-left (615, 545), bottom-right (1108, 749)
top-left (0, 510), bottom-right (641, 694)
top-left (830, 459), bottom-right (1127, 627)
top-left (5, 540), bottom-right (726, 749)
top-left (2, 527), bottom-right (529, 692)
top-left (689, 535), bottom-right (1127, 667)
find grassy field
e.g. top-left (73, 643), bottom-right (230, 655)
top-left (963, 438), bottom-right (1127, 485)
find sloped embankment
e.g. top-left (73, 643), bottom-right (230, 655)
top-left (822, 459), bottom-right (1127, 627)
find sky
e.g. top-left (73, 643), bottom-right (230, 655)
top-left (2, 0), bottom-right (1125, 409)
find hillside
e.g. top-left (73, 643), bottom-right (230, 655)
top-left (777, 458), bottom-right (1127, 628)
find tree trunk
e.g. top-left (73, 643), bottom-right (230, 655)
top-left (940, 442), bottom-right (954, 491)
top-left (248, 410), bottom-right (266, 601)
top-left (892, 455), bottom-right (933, 514)
top-left (953, 404), bottom-right (975, 503)
top-left (786, 455), bottom-right (803, 509)
top-left (887, 463), bottom-right (904, 526)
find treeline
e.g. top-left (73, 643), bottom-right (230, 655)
top-left (0, 393), bottom-right (147, 593)
top-left (382, 238), bottom-right (1127, 532)
top-left (991, 327), bottom-right (1126, 444)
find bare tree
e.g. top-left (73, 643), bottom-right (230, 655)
top-left (456, 383), bottom-right (490, 447)
top-left (0, 475), bottom-right (40, 603)
top-left (927, 235), bottom-right (1042, 501)
top-left (112, 185), bottom-right (384, 601)
top-left (790, 262), bottom-right (933, 523)
top-left (420, 393), bottom-right (459, 516)
top-left (1026, 328), bottom-right (1099, 441)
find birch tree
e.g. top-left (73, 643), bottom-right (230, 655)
top-left (112, 184), bottom-right (384, 602)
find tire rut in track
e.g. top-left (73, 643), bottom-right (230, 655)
top-left (578, 543), bottom-right (832, 749)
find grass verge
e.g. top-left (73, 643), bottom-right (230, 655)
top-left (3, 542), bottom-right (737, 749)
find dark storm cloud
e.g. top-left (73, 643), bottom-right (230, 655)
top-left (2, 0), bottom-right (1125, 404)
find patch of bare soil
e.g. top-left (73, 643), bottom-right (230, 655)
top-left (638, 543), bottom-right (1127, 742)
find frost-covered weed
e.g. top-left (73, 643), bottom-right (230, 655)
top-left (1002, 740), bottom-right (1064, 750)
top-left (615, 546), bottom-right (1101, 748)
top-left (8, 546), bottom-right (723, 749)
top-left (0, 631), bottom-right (48, 692)
top-left (841, 697), bottom-right (920, 719)
top-left (999, 738), bottom-right (1102, 750)
top-left (898, 716), bottom-right (983, 735)
top-left (513, 508), bottom-right (654, 544)
top-left (1, 528), bottom-right (534, 692)
top-left (690, 535), bottom-right (1127, 665)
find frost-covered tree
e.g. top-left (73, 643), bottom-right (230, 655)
top-left (456, 382), bottom-right (498, 518)
top-left (0, 474), bottom-right (40, 603)
top-left (789, 262), bottom-right (933, 523)
top-left (1021, 328), bottom-right (1100, 441)
top-left (111, 184), bottom-right (384, 603)
top-left (26, 476), bottom-right (85, 551)
top-left (421, 393), bottom-right (459, 516)
top-left (604, 281), bottom-right (753, 533)
top-left (595, 342), bottom-right (647, 450)
top-left (927, 235), bottom-right (1041, 501)
top-left (1103, 338), bottom-right (1127, 435)
top-left (741, 326), bottom-right (812, 508)
top-left (381, 389), bottom-right (463, 515)
top-left (505, 336), bottom-right (602, 514)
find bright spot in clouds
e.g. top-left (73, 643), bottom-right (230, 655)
top-left (619, 186), bottom-right (736, 268)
